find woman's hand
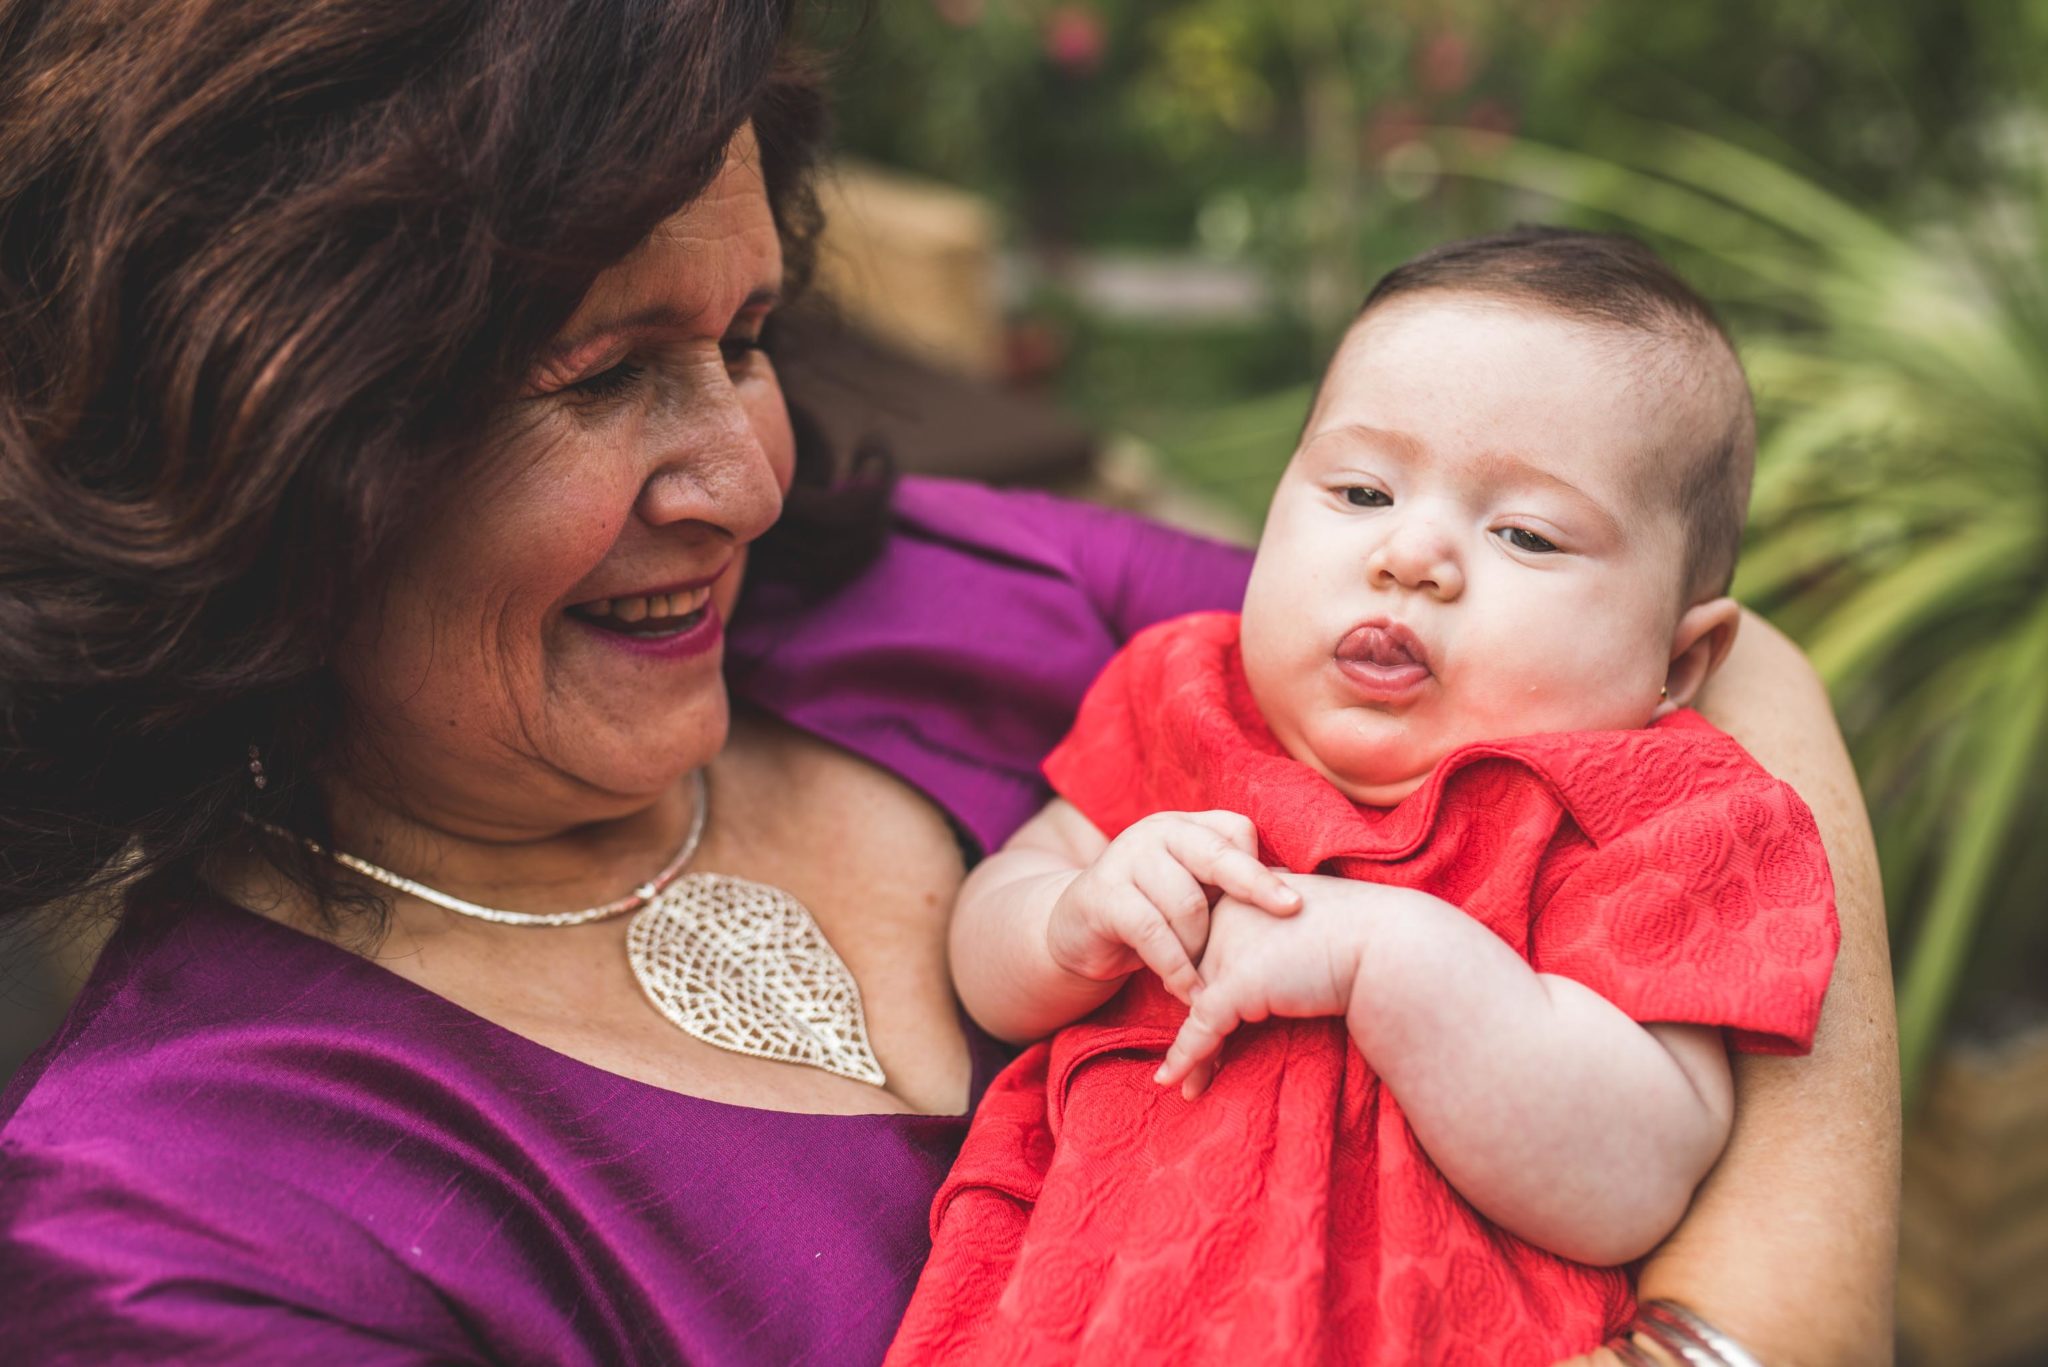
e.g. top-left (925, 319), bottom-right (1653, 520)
top-left (1045, 810), bottom-right (1301, 1003)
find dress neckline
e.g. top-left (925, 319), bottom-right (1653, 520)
top-left (175, 892), bottom-right (1002, 1123)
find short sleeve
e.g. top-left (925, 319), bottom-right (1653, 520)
top-left (1528, 776), bottom-right (1840, 1055)
top-left (0, 1139), bottom-right (481, 1365)
top-left (1000, 489), bottom-right (1253, 641)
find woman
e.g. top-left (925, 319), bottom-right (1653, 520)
top-left (0, 2), bottom-right (1895, 1364)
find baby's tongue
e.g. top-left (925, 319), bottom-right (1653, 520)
top-left (1337, 626), bottom-right (1421, 669)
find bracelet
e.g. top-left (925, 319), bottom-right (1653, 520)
top-left (1603, 1333), bottom-right (1664, 1367)
top-left (1604, 1300), bottom-right (1765, 1367)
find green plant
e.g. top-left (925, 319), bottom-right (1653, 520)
top-left (1438, 123), bottom-right (2048, 1101)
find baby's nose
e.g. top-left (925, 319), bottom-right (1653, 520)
top-left (1368, 521), bottom-right (1464, 600)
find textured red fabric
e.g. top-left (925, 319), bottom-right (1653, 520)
top-left (890, 613), bottom-right (1839, 1367)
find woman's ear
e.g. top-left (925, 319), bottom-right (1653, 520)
top-left (1656, 597), bottom-right (1742, 719)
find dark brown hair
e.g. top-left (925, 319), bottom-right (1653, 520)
top-left (1357, 226), bottom-right (1755, 602)
top-left (0, 0), bottom-right (855, 922)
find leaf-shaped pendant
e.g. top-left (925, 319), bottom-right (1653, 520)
top-left (625, 872), bottom-right (886, 1086)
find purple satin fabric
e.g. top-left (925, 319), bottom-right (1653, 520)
top-left (1, 477), bottom-right (1252, 1366)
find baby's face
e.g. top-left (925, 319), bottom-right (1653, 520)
top-left (1241, 294), bottom-right (1730, 805)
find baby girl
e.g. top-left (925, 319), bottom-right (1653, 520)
top-left (890, 229), bottom-right (1840, 1366)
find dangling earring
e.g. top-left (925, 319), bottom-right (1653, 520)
top-left (247, 744), bottom-right (269, 791)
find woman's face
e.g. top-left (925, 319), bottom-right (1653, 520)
top-left (337, 127), bottom-right (794, 840)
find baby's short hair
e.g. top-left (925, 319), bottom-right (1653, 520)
top-left (1357, 227), bottom-right (1755, 601)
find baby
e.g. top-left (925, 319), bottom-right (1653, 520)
top-left (890, 229), bottom-right (1839, 1366)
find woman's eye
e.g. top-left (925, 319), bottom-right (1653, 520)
top-left (566, 359), bottom-right (646, 401)
top-left (721, 335), bottom-right (766, 368)
top-left (1343, 487), bottom-right (1391, 508)
top-left (1500, 527), bottom-right (1560, 554)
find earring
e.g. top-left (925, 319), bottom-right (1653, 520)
top-left (247, 744), bottom-right (268, 791)
top-left (1659, 686), bottom-right (1669, 701)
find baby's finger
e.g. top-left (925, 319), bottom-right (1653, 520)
top-left (1178, 809), bottom-right (1260, 854)
top-left (1130, 859), bottom-right (1212, 961)
top-left (1162, 823), bottom-right (1301, 918)
top-left (1206, 856), bottom-right (1302, 918)
top-left (1112, 891), bottom-right (1204, 1002)
top-left (1181, 1056), bottom-right (1219, 1101)
top-left (1155, 988), bottom-right (1240, 1089)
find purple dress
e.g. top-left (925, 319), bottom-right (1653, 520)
top-left (0, 478), bottom-right (1252, 1366)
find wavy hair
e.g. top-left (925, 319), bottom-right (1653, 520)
top-left (0, 0), bottom-right (854, 923)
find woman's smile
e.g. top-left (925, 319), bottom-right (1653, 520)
top-left (566, 592), bottom-right (723, 660)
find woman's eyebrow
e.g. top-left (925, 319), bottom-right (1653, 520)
top-left (546, 286), bottom-right (782, 360)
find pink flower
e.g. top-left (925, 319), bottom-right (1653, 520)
top-left (1044, 5), bottom-right (1106, 75)
top-left (1415, 29), bottom-right (1476, 96)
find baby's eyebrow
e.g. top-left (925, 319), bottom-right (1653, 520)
top-left (1467, 451), bottom-right (1624, 539)
top-left (1303, 425), bottom-right (1626, 540)
top-left (1302, 423), bottom-right (1425, 462)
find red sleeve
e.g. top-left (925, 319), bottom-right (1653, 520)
top-left (1529, 776), bottom-right (1839, 1054)
top-left (1040, 612), bottom-right (1255, 842)
top-left (1039, 622), bottom-right (1175, 841)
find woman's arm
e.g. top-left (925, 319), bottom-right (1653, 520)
top-left (1590, 610), bottom-right (1900, 1366)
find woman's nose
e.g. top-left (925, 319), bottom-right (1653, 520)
top-left (1366, 517), bottom-right (1464, 600)
top-left (634, 386), bottom-right (786, 545)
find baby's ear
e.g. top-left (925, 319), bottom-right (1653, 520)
top-left (1656, 597), bottom-right (1742, 719)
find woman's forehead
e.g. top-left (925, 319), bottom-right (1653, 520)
top-left (556, 129), bottom-right (782, 347)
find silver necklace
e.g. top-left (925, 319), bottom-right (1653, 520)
top-left (294, 771), bottom-right (885, 1086)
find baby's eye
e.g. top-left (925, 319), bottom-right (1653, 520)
top-left (1498, 527), bottom-right (1560, 554)
top-left (1343, 487), bottom-right (1391, 508)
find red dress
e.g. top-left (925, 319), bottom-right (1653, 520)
top-left (890, 613), bottom-right (1839, 1367)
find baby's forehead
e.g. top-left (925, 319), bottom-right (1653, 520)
top-left (1315, 299), bottom-right (1731, 487)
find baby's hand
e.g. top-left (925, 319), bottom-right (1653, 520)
top-left (1045, 811), bottom-right (1301, 1003)
top-left (1155, 874), bottom-right (1382, 1098)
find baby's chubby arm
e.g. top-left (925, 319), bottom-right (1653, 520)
top-left (1160, 875), bottom-right (1734, 1267)
top-left (950, 799), bottom-right (1302, 1044)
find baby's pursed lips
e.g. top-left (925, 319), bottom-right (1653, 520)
top-left (1335, 620), bottom-right (1432, 671)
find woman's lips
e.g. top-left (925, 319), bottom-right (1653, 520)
top-left (1333, 620), bottom-right (1433, 702)
top-left (569, 599), bottom-right (723, 661)
top-left (563, 562), bottom-right (730, 659)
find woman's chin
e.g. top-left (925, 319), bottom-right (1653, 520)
top-left (554, 704), bottom-right (730, 809)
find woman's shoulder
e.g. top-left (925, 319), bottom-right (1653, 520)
top-left (727, 478), bottom-right (1253, 852)
top-left (0, 899), bottom-right (488, 1359)
top-left (3, 898), bottom-right (463, 1146)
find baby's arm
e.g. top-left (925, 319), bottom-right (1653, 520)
top-left (1160, 877), bottom-right (1733, 1267)
top-left (950, 800), bottom-right (1301, 1044)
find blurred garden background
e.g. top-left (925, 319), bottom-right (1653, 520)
top-left (799, 3), bottom-right (2048, 1360)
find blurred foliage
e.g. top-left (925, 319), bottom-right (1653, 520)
top-left (820, 1), bottom-right (2048, 287)
top-left (819, 2), bottom-right (2048, 1087)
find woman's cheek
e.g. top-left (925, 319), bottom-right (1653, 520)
top-left (747, 368), bottom-right (797, 496)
